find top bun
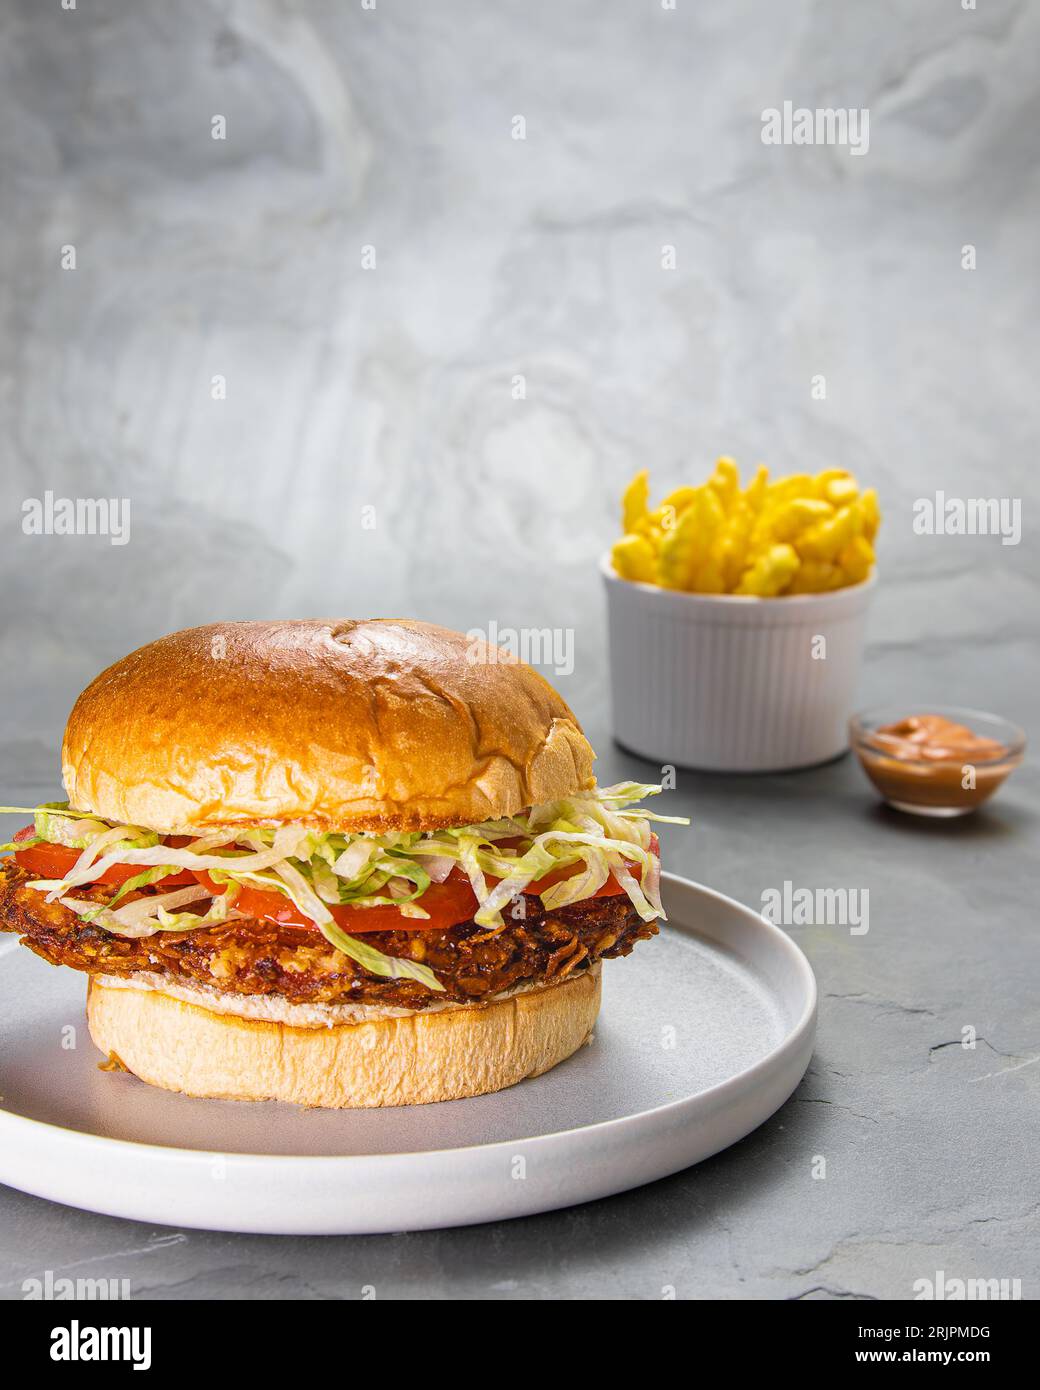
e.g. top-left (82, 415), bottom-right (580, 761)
top-left (61, 620), bottom-right (595, 832)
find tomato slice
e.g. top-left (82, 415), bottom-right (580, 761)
top-left (194, 872), bottom-right (482, 934)
top-left (11, 827), bottom-right (197, 889)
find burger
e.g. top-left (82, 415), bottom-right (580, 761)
top-left (0, 619), bottom-right (682, 1108)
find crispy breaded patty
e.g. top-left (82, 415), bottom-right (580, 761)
top-left (0, 860), bottom-right (657, 1009)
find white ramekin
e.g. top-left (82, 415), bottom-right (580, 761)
top-left (601, 556), bottom-right (876, 772)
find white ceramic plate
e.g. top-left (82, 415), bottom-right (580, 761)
top-left (0, 874), bottom-right (816, 1234)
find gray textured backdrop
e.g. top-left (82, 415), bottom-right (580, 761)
top-left (2, 0), bottom-right (1038, 756)
top-left (1, 0), bottom-right (1038, 1300)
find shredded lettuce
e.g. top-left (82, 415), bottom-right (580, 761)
top-left (36, 805), bottom-right (127, 848)
top-left (65, 866), bottom-right (191, 921)
top-left (0, 835), bottom-right (42, 853)
top-left (55, 884), bottom-right (230, 937)
top-left (3, 784), bottom-right (688, 987)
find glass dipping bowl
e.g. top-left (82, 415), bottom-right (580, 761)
top-left (849, 704), bottom-right (1026, 817)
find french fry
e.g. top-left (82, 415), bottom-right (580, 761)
top-left (717, 503), bottom-right (754, 590)
top-left (661, 486), bottom-right (700, 516)
top-left (813, 469), bottom-right (858, 507)
top-left (611, 534), bottom-right (657, 583)
top-left (765, 473), bottom-right (814, 506)
top-left (687, 487), bottom-right (726, 591)
top-left (693, 550), bottom-right (727, 594)
top-left (814, 469), bottom-right (850, 490)
top-left (707, 456), bottom-right (740, 510)
top-left (735, 543), bottom-right (800, 596)
top-left (622, 469), bottom-right (649, 533)
top-left (860, 487), bottom-right (880, 542)
top-left (657, 504), bottom-right (701, 590)
top-left (633, 506), bottom-right (666, 540)
top-left (770, 497), bottom-right (834, 542)
top-left (795, 502), bottom-right (863, 562)
top-left (825, 477), bottom-right (859, 507)
top-left (743, 465), bottom-right (770, 512)
top-left (787, 560), bottom-right (845, 594)
top-left (838, 535), bottom-right (875, 585)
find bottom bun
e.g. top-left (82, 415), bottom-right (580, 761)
top-left (86, 966), bottom-right (601, 1109)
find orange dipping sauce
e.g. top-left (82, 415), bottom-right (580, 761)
top-left (851, 710), bottom-right (1025, 817)
top-left (869, 714), bottom-right (1008, 765)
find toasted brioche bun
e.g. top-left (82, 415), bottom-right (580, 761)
top-left (62, 619), bottom-right (595, 832)
top-left (86, 967), bottom-right (601, 1108)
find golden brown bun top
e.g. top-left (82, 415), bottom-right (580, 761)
top-left (61, 620), bottom-right (595, 832)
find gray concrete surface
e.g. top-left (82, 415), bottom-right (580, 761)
top-left (0, 0), bottom-right (1037, 1299)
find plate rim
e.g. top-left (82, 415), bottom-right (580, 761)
top-left (0, 872), bottom-right (816, 1170)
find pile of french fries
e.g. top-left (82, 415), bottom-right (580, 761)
top-left (611, 459), bottom-right (880, 596)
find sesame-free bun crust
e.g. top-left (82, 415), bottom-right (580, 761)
top-left (86, 967), bottom-right (601, 1108)
top-left (62, 620), bottom-right (595, 832)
